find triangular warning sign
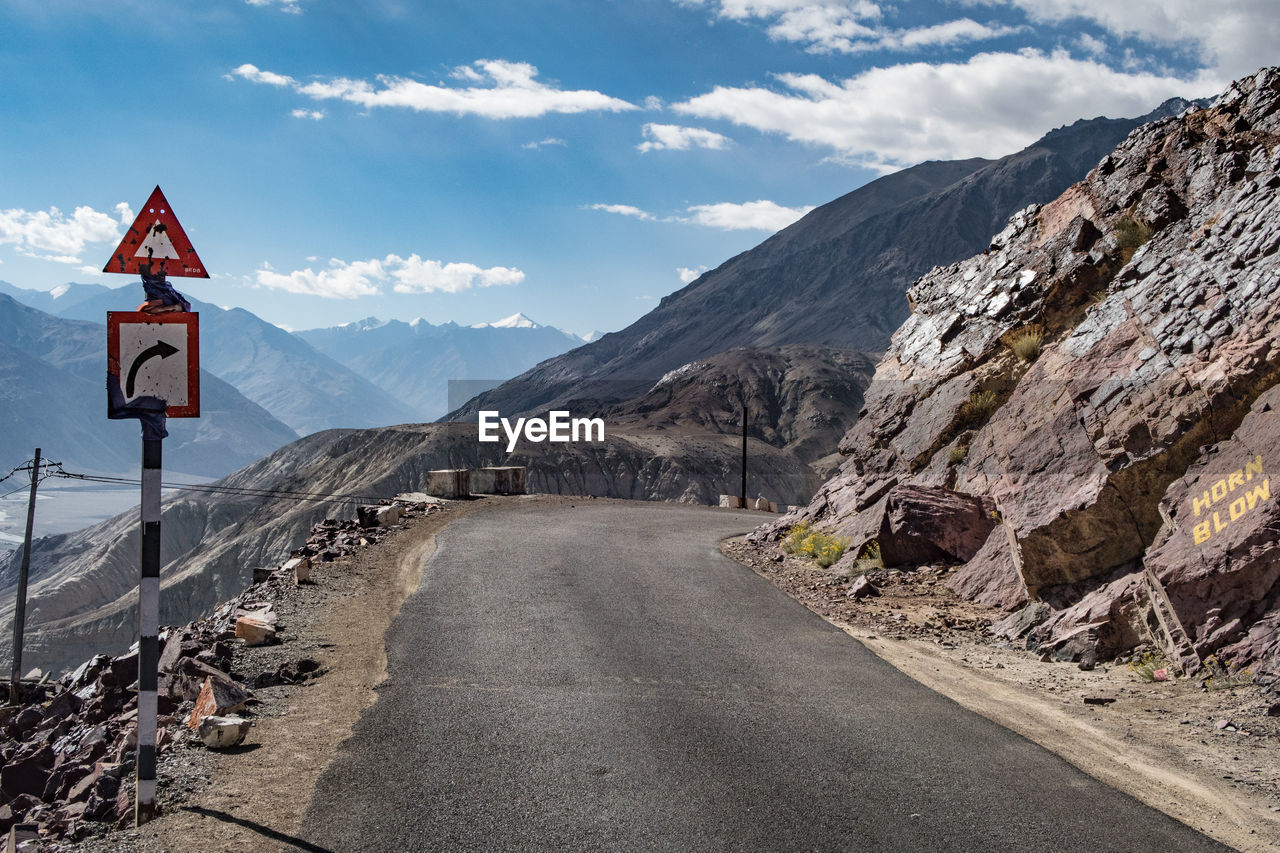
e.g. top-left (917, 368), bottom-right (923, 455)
top-left (103, 186), bottom-right (209, 278)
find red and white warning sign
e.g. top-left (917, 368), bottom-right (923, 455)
top-left (107, 312), bottom-right (201, 417)
top-left (103, 186), bottom-right (209, 278)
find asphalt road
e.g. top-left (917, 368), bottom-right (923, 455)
top-left (301, 499), bottom-right (1226, 852)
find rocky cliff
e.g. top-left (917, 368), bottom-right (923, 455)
top-left (759, 68), bottom-right (1280, 683)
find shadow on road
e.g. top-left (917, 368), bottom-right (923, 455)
top-left (180, 806), bottom-right (333, 852)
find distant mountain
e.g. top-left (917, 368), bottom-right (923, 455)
top-left (20, 283), bottom-right (420, 435)
top-left (581, 330), bottom-right (607, 343)
top-left (0, 280), bottom-right (112, 315)
top-left (605, 345), bottom-right (876, 468)
top-left (0, 294), bottom-right (298, 478)
top-left (296, 313), bottom-right (584, 420)
top-left (447, 98), bottom-right (1202, 422)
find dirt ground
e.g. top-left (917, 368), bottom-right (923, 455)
top-left (721, 535), bottom-right (1280, 853)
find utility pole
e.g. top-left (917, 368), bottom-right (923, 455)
top-left (9, 447), bottom-right (41, 704)
top-left (740, 405), bottom-right (748, 509)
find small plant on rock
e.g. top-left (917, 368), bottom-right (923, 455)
top-left (960, 389), bottom-right (999, 426)
top-left (1201, 654), bottom-right (1253, 690)
top-left (1114, 214), bottom-right (1154, 263)
top-left (856, 539), bottom-right (885, 571)
top-left (782, 521), bottom-right (851, 569)
top-left (1005, 326), bottom-right (1044, 362)
top-left (1128, 650), bottom-right (1170, 682)
top-left (949, 444), bottom-right (969, 465)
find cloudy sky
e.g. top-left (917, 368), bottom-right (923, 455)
top-left (1, 1), bottom-right (1274, 336)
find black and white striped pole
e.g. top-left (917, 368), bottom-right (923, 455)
top-left (136, 437), bottom-right (162, 823)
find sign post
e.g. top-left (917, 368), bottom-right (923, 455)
top-left (103, 186), bottom-right (206, 825)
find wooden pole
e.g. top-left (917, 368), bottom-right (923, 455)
top-left (740, 405), bottom-right (748, 509)
top-left (8, 448), bottom-right (40, 704)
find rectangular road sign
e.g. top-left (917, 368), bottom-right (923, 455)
top-left (107, 312), bottom-right (200, 417)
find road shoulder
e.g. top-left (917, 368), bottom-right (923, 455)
top-left (721, 535), bottom-right (1280, 853)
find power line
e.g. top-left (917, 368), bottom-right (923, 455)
top-left (47, 465), bottom-right (387, 506)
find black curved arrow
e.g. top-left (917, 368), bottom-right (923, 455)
top-left (126, 341), bottom-right (180, 397)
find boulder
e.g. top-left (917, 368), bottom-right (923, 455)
top-left (875, 485), bottom-right (998, 567)
top-left (235, 616), bottom-right (276, 646)
top-left (187, 675), bottom-right (250, 729)
top-left (0, 746), bottom-right (53, 798)
top-left (197, 715), bottom-right (252, 749)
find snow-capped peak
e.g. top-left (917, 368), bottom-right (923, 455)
top-left (473, 312), bottom-right (541, 329)
top-left (50, 284), bottom-right (70, 299)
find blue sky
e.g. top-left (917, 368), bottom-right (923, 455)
top-left (0, 1), bottom-right (1274, 337)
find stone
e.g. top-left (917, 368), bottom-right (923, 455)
top-left (1083, 696), bottom-right (1116, 706)
top-left (875, 485), bottom-right (998, 568)
top-left (187, 675), bottom-right (250, 729)
top-left (170, 657), bottom-right (231, 702)
top-left (282, 556), bottom-right (310, 584)
top-left (357, 504), bottom-right (403, 529)
top-left (235, 616), bottom-right (276, 646)
top-left (0, 746), bottom-right (53, 798)
top-left (847, 575), bottom-right (879, 600)
top-left (197, 715), bottom-right (252, 749)
top-left (719, 495), bottom-right (744, 509)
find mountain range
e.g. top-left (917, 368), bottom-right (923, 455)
top-left (0, 283), bottom-right (589, 475)
top-left (446, 97), bottom-right (1203, 422)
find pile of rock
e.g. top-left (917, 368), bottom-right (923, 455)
top-left (0, 495), bottom-right (439, 845)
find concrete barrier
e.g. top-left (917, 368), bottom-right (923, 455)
top-left (471, 466), bottom-right (526, 495)
top-left (426, 469), bottom-right (470, 498)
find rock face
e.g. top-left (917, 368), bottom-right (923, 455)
top-left (761, 68), bottom-right (1280, 679)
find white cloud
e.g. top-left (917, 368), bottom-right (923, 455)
top-left (522, 137), bottom-right (567, 149)
top-left (255, 258), bottom-right (385, 299)
top-left (0, 204), bottom-right (124, 264)
top-left (228, 63), bottom-right (297, 87)
top-left (114, 202), bottom-right (134, 225)
top-left (385, 254), bottom-right (524, 294)
top-left (253, 253), bottom-right (525, 299)
top-left (1075, 32), bottom-right (1108, 58)
top-left (589, 200), bottom-right (813, 232)
top-left (77, 265), bottom-right (103, 277)
top-left (246, 0), bottom-right (302, 13)
top-left (637, 123), bottom-right (732, 152)
top-left (673, 49), bottom-right (1222, 170)
top-left (979, 0), bottom-right (1280, 80)
top-left (587, 203), bottom-right (657, 221)
top-left (291, 108), bottom-right (326, 120)
top-left (234, 59), bottom-right (636, 119)
top-left (871, 19), bottom-right (1023, 52)
top-left (682, 2), bottom-right (1018, 54)
top-left (683, 200), bottom-right (814, 230)
top-left (678, 265), bottom-right (709, 283)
